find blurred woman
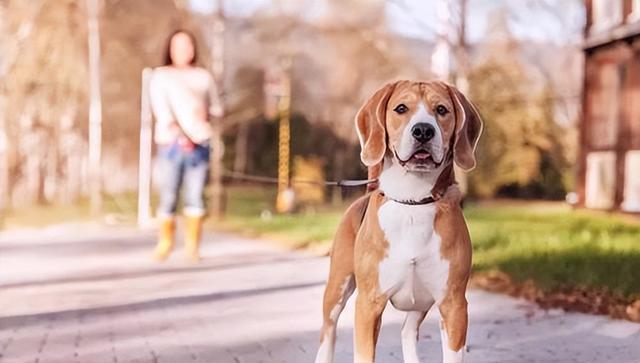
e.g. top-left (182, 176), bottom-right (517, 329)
top-left (149, 29), bottom-right (221, 262)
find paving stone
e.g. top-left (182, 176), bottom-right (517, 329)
top-left (1, 226), bottom-right (639, 362)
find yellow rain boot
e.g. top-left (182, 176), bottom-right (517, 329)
top-left (154, 218), bottom-right (175, 261)
top-left (185, 216), bottom-right (203, 262)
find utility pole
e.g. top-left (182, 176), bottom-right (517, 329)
top-left (263, 59), bottom-right (294, 213)
top-left (275, 58), bottom-right (293, 214)
top-left (86, 0), bottom-right (103, 214)
top-left (137, 68), bottom-right (153, 228)
top-left (454, 0), bottom-right (471, 194)
top-left (209, 0), bottom-right (225, 219)
top-left (0, 0), bottom-right (7, 227)
top-left (0, 97), bottom-right (7, 226)
top-left (456, 0), bottom-right (469, 94)
top-left (432, 0), bottom-right (472, 195)
top-left (431, 0), bottom-right (452, 81)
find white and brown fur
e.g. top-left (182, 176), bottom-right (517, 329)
top-left (314, 81), bottom-right (483, 363)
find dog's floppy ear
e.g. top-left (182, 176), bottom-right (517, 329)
top-left (449, 85), bottom-right (483, 171)
top-left (355, 82), bottom-right (397, 167)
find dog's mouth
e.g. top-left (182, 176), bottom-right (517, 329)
top-left (393, 148), bottom-right (441, 170)
top-left (409, 149), bottom-right (433, 164)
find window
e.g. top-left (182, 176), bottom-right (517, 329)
top-left (592, 0), bottom-right (623, 31)
top-left (629, 86), bottom-right (640, 147)
top-left (589, 63), bottom-right (620, 148)
top-left (622, 151), bottom-right (640, 212)
top-left (630, 0), bottom-right (640, 21)
top-left (585, 151), bottom-right (616, 210)
top-left (630, 53), bottom-right (640, 148)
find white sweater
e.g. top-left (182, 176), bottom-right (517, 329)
top-left (149, 66), bottom-right (221, 145)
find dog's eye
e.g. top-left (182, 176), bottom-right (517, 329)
top-left (436, 105), bottom-right (449, 116)
top-left (394, 104), bottom-right (409, 114)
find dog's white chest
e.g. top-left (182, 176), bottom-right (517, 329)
top-left (377, 201), bottom-right (450, 311)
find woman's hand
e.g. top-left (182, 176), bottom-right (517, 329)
top-left (178, 135), bottom-right (195, 152)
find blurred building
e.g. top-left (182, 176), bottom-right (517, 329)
top-left (579, 0), bottom-right (640, 212)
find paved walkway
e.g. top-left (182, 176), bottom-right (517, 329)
top-left (1, 224), bottom-right (639, 363)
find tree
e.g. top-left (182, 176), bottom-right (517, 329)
top-left (0, 0), bottom-right (189, 209)
top-left (0, 1), bottom-right (44, 215)
top-left (2, 0), bottom-right (87, 205)
top-left (467, 8), bottom-right (571, 198)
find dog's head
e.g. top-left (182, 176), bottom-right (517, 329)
top-left (356, 80), bottom-right (483, 174)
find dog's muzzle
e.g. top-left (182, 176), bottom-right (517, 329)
top-left (393, 147), bottom-right (444, 169)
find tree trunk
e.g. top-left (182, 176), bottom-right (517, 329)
top-left (209, 0), bottom-right (226, 219)
top-left (86, 0), bottom-right (103, 214)
top-left (0, 98), bottom-right (9, 223)
top-left (233, 121), bottom-right (250, 173)
top-left (45, 126), bottom-right (59, 203)
top-left (331, 149), bottom-right (345, 205)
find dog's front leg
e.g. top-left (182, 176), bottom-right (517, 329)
top-left (354, 293), bottom-right (387, 363)
top-left (401, 309), bottom-right (430, 363)
top-left (438, 292), bottom-right (468, 363)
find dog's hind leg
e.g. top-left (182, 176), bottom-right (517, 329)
top-left (315, 273), bottom-right (355, 363)
top-left (315, 195), bottom-right (370, 363)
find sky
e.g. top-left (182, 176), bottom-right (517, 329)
top-left (189, 0), bottom-right (585, 44)
top-left (386, 0), bottom-right (584, 43)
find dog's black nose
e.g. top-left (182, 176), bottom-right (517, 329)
top-left (411, 123), bottom-right (435, 143)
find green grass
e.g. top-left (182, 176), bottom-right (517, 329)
top-left (218, 187), bottom-right (640, 300)
top-left (214, 185), bottom-right (341, 248)
top-left (466, 201), bottom-right (640, 299)
top-left (1, 193), bottom-right (140, 229)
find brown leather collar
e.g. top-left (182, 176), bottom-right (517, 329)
top-left (390, 196), bottom-right (436, 205)
top-left (380, 192), bottom-right (437, 205)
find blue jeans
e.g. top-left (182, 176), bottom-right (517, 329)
top-left (157, 142), bottom-right (210, 218)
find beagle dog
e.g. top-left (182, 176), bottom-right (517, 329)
top-left (314, 80), bottom-right (483, 363)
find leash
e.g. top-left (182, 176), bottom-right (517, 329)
top-left (223, 169), bottom-right (439, 205)
top-left (222, 169), bottom-right (378, 188)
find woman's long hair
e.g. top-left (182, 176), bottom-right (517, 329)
top-left (163, 29), bottom-right (198, 66)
